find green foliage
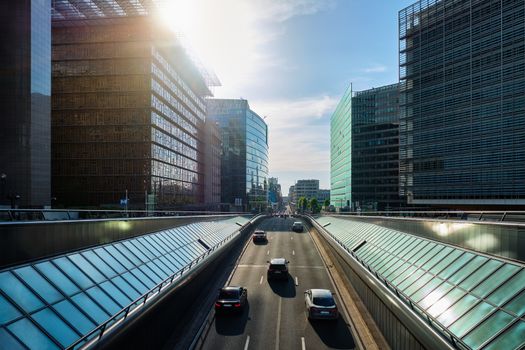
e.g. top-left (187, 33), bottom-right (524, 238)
top-left (309, 198), bottom-right (319, 213)
top-left (323, 199), bottom-right (330, 208)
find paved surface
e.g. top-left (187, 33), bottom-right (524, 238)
top-left (199, 217), bottom-right (356, 350)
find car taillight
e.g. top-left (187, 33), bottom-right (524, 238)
top-left (234, 303), bottom-right (241, 307)
top-left (215, 302), bottom-right (221, 307)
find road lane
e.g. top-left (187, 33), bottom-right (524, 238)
top-left (200, 217), bottom-right (355, 350)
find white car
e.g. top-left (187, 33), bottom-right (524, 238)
top-left (304, 289), bottom-right (338, 320)
top-left (292, 221), bottom-right (304, 232)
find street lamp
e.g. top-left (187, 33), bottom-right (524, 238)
top-left (1, 173), bottom-right (6, 204)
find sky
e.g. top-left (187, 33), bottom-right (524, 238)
top-left (164, 0), bottom-right (417, 194)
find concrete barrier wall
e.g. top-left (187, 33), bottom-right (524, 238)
top-left (327, 215), bottom-right (525, 263)
top-left (0, 215), bottom-right (246, 268)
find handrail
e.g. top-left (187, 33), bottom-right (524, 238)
top-left (309, 215), bottom-right (469, 350)
top-left (66, 219), bottom-right (255, 350)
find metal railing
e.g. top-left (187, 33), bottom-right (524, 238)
top-left (67, 222), bottom-right (251, 350)
top-left (0, 208), bottom-right (249, 222)
top-left (325, 210), bottom-right (525, 223)
top-left (310, 216), bottom-right (470, 350)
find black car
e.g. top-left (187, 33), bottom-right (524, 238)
top-left (215, 286), bottom-right (248, 313)
top-left (267, 258), bottom-right (289, 280)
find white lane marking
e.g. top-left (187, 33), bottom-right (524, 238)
top-left (267, 250), bottom-right (270, 255)
top-left (292, 250), bottom-right (295, 256)
top-left (259, 275), bottom-right (264, 284)
top-left (237, 264), bottom-right (323, 269)
top-left (244, 335), bottom-right (250, 350)
top-left (295, 276), bottom-right (299, 286)
top-left (291, 236), bottom-right (294, 240)
top-left (275, 298), bottom-right (282, 350)
top-left (301, 337), bottom-right (306, 350)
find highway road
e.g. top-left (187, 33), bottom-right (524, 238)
top-left (199, 217), bottom-right (356, 350)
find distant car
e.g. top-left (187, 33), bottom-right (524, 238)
top-left (252, 230), bottom-right (267, 242)
top-left (292, 221), bottom-right (304, 232)
top-left (215, 286), bottom-right (247, 313)
top-left (304, 289), bottom-right (338, 320)
top-left (267, 258), bottom-right (289, 280)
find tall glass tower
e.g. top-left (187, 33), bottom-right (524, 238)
top-left (0, 0), bottom-right (52, 208)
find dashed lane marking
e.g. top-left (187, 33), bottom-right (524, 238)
top-left (259, 275), bottom-right (264, 284)
top-left (244, 335), bottom-right (250, 350)
top-left (295, 276), bottom-right (299, 286)
top-left (301, 337), bottom-right (306, 350)
top-left (292, 250), bottom-right (295, 256)
top-left (275, 298), bottom-right (282, 350)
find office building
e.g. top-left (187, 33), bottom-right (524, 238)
top-left (294, 179), bottom-right (320, 200)
top-left (399, 0), bottom-right (525, 208)
top-left (317, 189), bottom-right (330, 204)
top-left (203, 118), bottom-right (221, 209)
top-left (268, 177), bottom-right (282, 209)
top-left (352, 84), bottom-right (403, 211)
top-left (0, 0), bottom-right (52, 208)
top-left (207, 99), bottom-right (269, 211)
top-left (288, 185), bottom-right (296, 204)
top-left (330, 85), bottom-right (353, 209)
top-left (52, 5), bottom-right (218, 208)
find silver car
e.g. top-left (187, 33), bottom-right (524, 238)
top-left (304, 289), bottom-right (338, 320)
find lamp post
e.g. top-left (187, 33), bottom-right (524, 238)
top-left (1, 173), bottom-right (6, 205)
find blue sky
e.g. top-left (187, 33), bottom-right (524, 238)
top-left (168, 0), bottom-right (417, 193)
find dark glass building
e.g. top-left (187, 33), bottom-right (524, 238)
top-left (51, 9), bottom-right (216, 208)
top-left (203, 118), bottom-right (221, 209)
top-left (352, 83), bottom-right (403, 211)
top-left (399, 0), bottom-right (525, 208)
top-left (0, 0), bottom-right (51, 208)
top-left (207, 99), bottom-right (269, 211)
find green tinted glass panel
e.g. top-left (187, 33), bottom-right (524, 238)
top-left (412, 278), bottom-right (442, 303)
top-left (430, 250), bottom-right (465, 276)
top-left (397, 269), bottom-right (424, 290)
top-left (382, 259), bottom-right (408, 278)
top-left (408, 242), bottom-right (435, 265)
top-left (391, 265), bottom-right (419, 286)
top-left (437, 293), bottom-right (478, 327)
top-left (447, 255), bottom-right (486, 285)
top-left (503, 290), bottom-right (525, 317)
top-left (419, 282), bottom-right (454, 310)
top-left (404, 273), bottom-right (433, 296)
top-left (471, 264), bottom-right (520, 298)
top-left (405, 241), bottom-right (431, 263)
top-left (487, 270), bottom-right (525, 306)
top-left (459, 259), bottom-right (502, 291)
top-left (449, 301), bottom-right (495, 337)
top-left (484, 320), bottom-right (525, 350)
top-left (422, 246), bottom-right (452, 271)
top-left (431, 253), bottom-right (473, 279)
top-left (462, 310), bottom-right (515, 349)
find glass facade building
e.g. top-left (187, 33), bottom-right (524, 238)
top-left (51, 17), bottom-right (213, 208)
top-left (0, 0), bottom-right (52, 208)
top-left (330, 85), bottom-right (353, 209)
top-left (352, 84), bottom-right (403, 211)
top-left (207, 99), bottom-right (269, 211)
top-left (399, 0), bottom-right (525, 207)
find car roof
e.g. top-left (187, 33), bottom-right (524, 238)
top-left (254, 230), bottom-right (265, 233)
top-left (270, 258), bottom-right (287, 265)
top-left (293, 221), bottom-right (302, 224)
top-left (310, 289), bottom-right (333, 298)
top-left (221, 286), bottom-right (242, 291)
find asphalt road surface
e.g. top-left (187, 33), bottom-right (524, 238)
top-left (199, 217), bottom-right (356, 350)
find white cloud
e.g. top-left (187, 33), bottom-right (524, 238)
top-left (252, 0), bottom-right (336, 22)
top-left (251, 94), bottom-right (340, 178)
top-left (363, 64), bottom-right (387, 73)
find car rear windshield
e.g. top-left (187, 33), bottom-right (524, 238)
top-left (312, 296), bottom-right (335, 306)
top-left (269, 264), bottom-right (287, 270)
top-left (219, 289), bottom-right (239, 298)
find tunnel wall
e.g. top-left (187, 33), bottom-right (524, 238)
top-left (327, 215), bottom-right (525, 263)
top-left (0, 215), bottom-right (245, 268)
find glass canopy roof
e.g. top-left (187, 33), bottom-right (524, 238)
top-left (316, 216), bottom-right (525, 350)
top-left (0, 216), bottom-right (249, 349)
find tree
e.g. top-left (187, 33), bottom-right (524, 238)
top-left (323, 199), bottom-right (330, 208)
top-left (309, 198), bottom-right (319, 213)
top-left (298, 196), bottom-right (307, 212)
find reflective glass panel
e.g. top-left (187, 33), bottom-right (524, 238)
top-left (68, 254), bottom-right (106, 284)
top-left (461, 310), bottom-right (515, 349)
top-left (8, 318), bottom-right (60, 350)
top-left (130, 268), bottom-right (155, 289)
top-left (0, 294), bottom-right (22, 324)
top-left (54, 299), bottom-right (96, 334)
top-left (503, 290), bottom-right (525, 317)
top-left (53, 257), bottom-right (93, 289)
top-left (427, 287), bottom-right (465, 317)
top-left (437, 294), bottom-right (479, 327)
top-left (419, 282), bottom-right (454, 310)
top-left (103, 246), bottom-right (134, 269)
top-left (432, 251), bottom-right (469, 278)
top-left (86, 286), bottom-right (120, 315)
top-left (111, 275), bottom-right (141, 300)
top-left (0, 272), bottom-right (43, 313)
top-left (121, 271), bottom-right (148, 294)
top-left (471, 264), bottom-right (520, 298)
top-left (117, 243), bottom-right (145, 264)
top-left (421, 246), bottom-right (452, 271)
top-left (487, 270), bottom-right (525, 306)
top-left (449, 301), bottom-right (495, 337)
top-left (35, 261), bottom-right (79, 296)
top-left (0, 328), bottom-right (25, 350)
top-left (458, 259), bottom-right (502, 291)
top-left (32, 308), bottom-right (79, 347)
top-left (132, 240), bottom-right (155, 260)
top-left (99, 281), bottom-right (131, 308)
top-left (71, 293), bottom-right (109, 324)
top-left (484, 320), bottom-right (525, 350)
top-left (13, 266), bottom-right (62, 304)
top-left (82, 250), bottom-right (118, 278)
